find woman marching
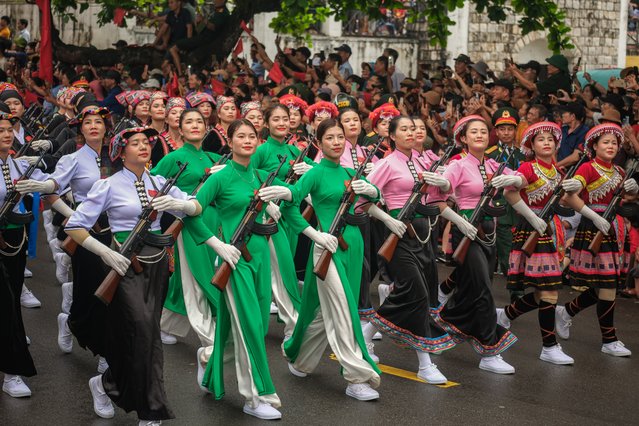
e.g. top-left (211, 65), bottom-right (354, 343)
top-left (425, 115), bottom-right (519, 374)
top-left (17, 108), bottom-right (114, 374)
top-left (64, 127), bottom-right (199, 424)
top-left (252, 104), bottom-right (313, 340)
top-left (555, 123), bottom-right (635, 357)
top-left (1, 111), bottom-right (47, 397)
top-left (240, 101), bottom-right (265, 140)
top-left (159, 97), bottom-right (186, 157)
top-left (361, 116), bottom-right (455, 384)
top-left (184, 119), bottom-right (283, 420)
top-left (152, 109), bottom-right (226, 389)
top-left (203, 95), bottom-right (237, 154)
top-left (494, 121), bottom-right (575, 365)
top-left (261, 118), bottom-right (382, 401)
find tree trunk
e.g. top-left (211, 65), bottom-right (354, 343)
top-left (49, 0), bottom-right (282, 68)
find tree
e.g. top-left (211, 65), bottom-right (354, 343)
top-left (42, 0), bottom-right (572, 67)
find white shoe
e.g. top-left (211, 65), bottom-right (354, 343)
top-left (97, 357), bottom-right (109, 374)
top-left (61, 282), bottom-right (73, 314)
top-left (139, 421), bottom-right (162, 426)
top-left (20, 285), bottom-right (41, 308)
top-left (555, 306), bottom-right (572, 340)
top-left (160, 331), bottom-right (177, 345)
top-left (243, 402), bottom-right (282, 420)
top-left (438, 284), bottom-right (453, 305)
top-left (366, 342), bottom-right (379, 364)
top-left (540, 344), bottom-right (575, 365)
top-left (2, 375), bottom-right (32, 398)
top-left (57, 313), bottom-right (73, 353)
top-left (48, 238), bottom-right (62, 256)
top-left (26, 336), bottom-right (31, 345)
top-left (270, 302), bottom-right (278, 314)
top-left (43, 210), bottom-right (56, 240)
top-left (54, 252), bottom-right (71, 284)
top-left (601, 341), bottom-right (632, 357)
top-left (378, 283), bottom-right (391, 306)
top-left (288, 362), bottom-right (307, 377)
top-left (345, 383), bottom-right (379, 401)
top-left (372, 332), bottom-right (382, 341)
top-left (496, 308), bottom-right (511, 329)
top-left (417, 363), bottom-right (448, 384)
top-left (196, 347), bottom-right (209, 393)
top-left (23, 267), bottom-right (32, 278)
top-left (89, 375), bottom-right (114, 419)
top-left (479, 355), bottom-right (515, 374)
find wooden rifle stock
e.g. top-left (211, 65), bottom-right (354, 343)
top-left (452, 236), bottom-right (471, 264)
top-left (61, 222), bottom-right (103, 256)
top-left (302, 205), bottom-right (314, 221)
top-left (94, 256), bottom-right (143, 305)
top-left (521, 230), bottom-right (541, 258)
top-left (378, 233), bottom-right (399, 263)
top-left (587, 230), bottom-right (605, 256)
top-left (313, 249), bottom-right (333, 281)
top-left (211, 261), bottom-right (232, 291)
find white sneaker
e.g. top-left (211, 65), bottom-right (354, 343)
top-left (372, 332), bottom-right (382, 341)
top-left (26, 336), bottom-right (30, 345)
top-left (270, 302), bottom-right (278, 314)
top-left (555, 306), bottom-right (572, 340)
top-left (139, 421), bottom-right (162, 426)
top-left (601, 341), bottom-right (632, 357)
top-left (20, 285), bottom-right (41, 308)
top-left (243, 402), bottom-right (282, 420)
top-left (366, 342), bottom-right (379, 363)
top-left (160, 331), bottom-right (177, 345)
top-left (479, 355), bottom-right (515, 374)
top-left (496, 308), bottom-right (511, 329)
top-left (345, 383), bottom-right (379, 401)
top-left (23, 267), bottom-right (32, 278)
top-left (97, 357), bottom-right (109, 374)
top-left (378, 283), bottom-right (391, 306)
top-left (2, 375), bottom-right (32, 398)
top-left (417, 363), bottom-right (448, 384)
top-left (61, 282), bottom-right (73, 314)
top-left (48, 238), bottom-right (62, 256)
top-left (196, 347), bottom-right (209, 393)
top-left (438, 284), bottom-right (454, 305)
top-left (89, 375), bottom-right (114, 419)
top-left (54, 252), bottom-right (71, 284)
top-left (57, 313), bottom-right (73, 353)
top-left (43, 210), bottom-right (56, 240)
top-left (288, 362), bottom-right (307, 378)
top-left (540, 344), bottom-right (575, 365)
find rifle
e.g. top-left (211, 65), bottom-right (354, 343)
top-left (588, 160), bottom-right (639, 256)
top-left (164, 152), bottom-right (232, 237)
top-left (0, 151), bottom-right (47, 249)
top-left (313, 137), bottom-right (383, 280)
top-left (94, 161), bottom-right (188, 305)
top-left (211, 155), bottom-right (287, 291)
top-left (378, 144), bottom-right (455, 263)
top-left (61, 217), bottom-right (103, 256)
top-left (521, 153), bottom-right (588, 257)
top-left (452, 149), bottom-right (515, 265)
top-left (108, 116), bottom-right (132, 139)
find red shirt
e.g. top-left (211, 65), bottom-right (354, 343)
top-left (517, 159), bottom-right (561, 208)
top-left (574, 157), bottom-right (624, 206)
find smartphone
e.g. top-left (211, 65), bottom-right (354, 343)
top-left (388, 56), bottom-right (394, 68)
top-left (187, 65), bottom-right (192, 76)
top-left (350, 82), bottom-right (358, 95)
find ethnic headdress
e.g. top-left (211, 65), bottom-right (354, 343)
top-left (520, 121), bottom-right (562, 156)
top-left (240, 101), bottom-right (262, 117)
top-left (279, 94), bottom-right (308, 114)
top-left (368, 103), bottom-right (400, 129)
top-left (306, 101), bottom-right (339, 121)
top-left (109, 126), bottom-right (159, 162)
top-left (185, 91), bottom-right (215, 108)
top-left (584, 123), bottom-right (624, 151)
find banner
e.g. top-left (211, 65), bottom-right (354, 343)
top-left (35, 0), bottom-right (53, 83)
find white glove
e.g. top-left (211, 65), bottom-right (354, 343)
top-left (51, 198), bottom-right (75, 218)
top-left (258, 185), bottom-right (292, 202)
top-left (579, 205), bottom-right (610, 235)
top-left (30, 139), bottom-right (52, 153)
top-left (15, 178), bottom-right (56, 194)
top-left (422, 171), bottom-right (450, 191)
top-left (292, 162), bottom-right (313, 176)
top-left (367, 204), bottom-right (406, 237)
top-left (436, 166), bottom-right (446, 174)
top-left (151, 195), bottom-right (197, 216)
top-left (511, 200), bottom-right (548, 235)
top-left (20, 155), bottom-right (46, 167)
top-left (624, 178), bottom-right (639, 194)
top-left (265, 201), bottom-right (281, 223)
top-left (207, 164), bottom-right (227, 175)
top-left (364, 162), bottom-right (374, 175)
top-left (303, 226), bottom-right (338, 253)
top-left (351, 179), bottom-right (378, 198)
top-left (205, 236), bottom-right (241, 269)
top-left (82, 236), bottom-right (130, 276)
top-left (562, 178), bottom-right (583, 193)
top-left (440, 207), bottom-right (478, 240)
top-left (491, 175), bottom-right (523, 189)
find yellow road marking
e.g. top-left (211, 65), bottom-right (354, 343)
top-left (329, 354), bottom-right (460, 388)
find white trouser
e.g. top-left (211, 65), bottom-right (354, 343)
top-left (268, 239), bottom-right (298, 337)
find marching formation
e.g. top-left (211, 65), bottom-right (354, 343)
top-left (1, 75), bottom-right (635, 424)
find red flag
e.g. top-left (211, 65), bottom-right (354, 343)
top-left (240, 20), bottom-right (252, 34)
top-left (233, 38), bottom-right (243, 56)
top-left (167, 72), bottom-right (179, 97)
top-left (113, 8), bottom-right (126, 27)
top-left (268, 63), bottom-right (284, 84)
top-left (35, 0), bottom-right (53, 83)
top-left (211, 79), bottom-right (226, 96)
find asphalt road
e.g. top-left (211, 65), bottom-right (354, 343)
top-left (2, 231), bottom-right (639, 425)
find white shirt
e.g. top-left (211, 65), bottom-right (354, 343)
top-left (0, 156), bottom-right (49, 215)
